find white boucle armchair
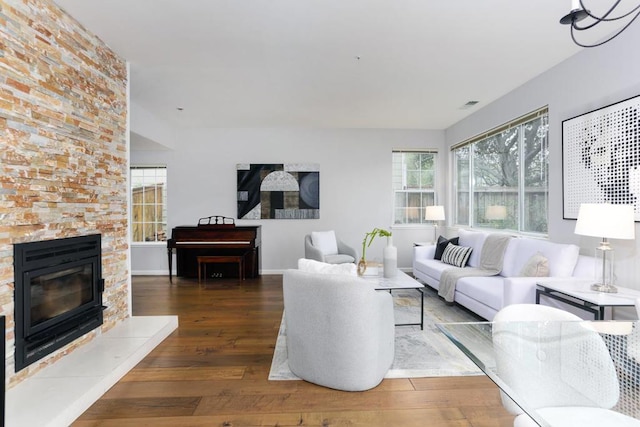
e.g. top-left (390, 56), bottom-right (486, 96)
top-left (282, 269), bottom-right (395, 391)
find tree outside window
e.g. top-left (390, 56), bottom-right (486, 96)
top-left (393, 151), bottom-right (437, 225)
top-left (131, 166), bottom-right (167, 242)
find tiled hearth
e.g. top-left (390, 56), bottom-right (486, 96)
top-left (6, 316), bottom-right (178, 427)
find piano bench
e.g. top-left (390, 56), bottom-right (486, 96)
top-left (197, 255), bottom-right (245, 283)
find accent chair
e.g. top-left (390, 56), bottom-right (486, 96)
top-left (304, 230), bottom-right (357, 264)
top-left (282, 268), bottom-right (394, 391)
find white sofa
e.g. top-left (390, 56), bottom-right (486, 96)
top-left (413, 229), bottom-right (596, 320)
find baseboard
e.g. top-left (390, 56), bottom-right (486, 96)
top-left (132, 269), bottom-right (174, 276)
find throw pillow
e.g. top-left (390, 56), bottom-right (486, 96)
top-left (311, 230), bottom-right (338, 255)
top-left (298, 258), bottom-right (357, 276)
top-left (519, 252), bottom-right (550, 277)
top-left (441, 243), bottom-right (473, 268)
top-left (434, 235), bottom-right (459, 260)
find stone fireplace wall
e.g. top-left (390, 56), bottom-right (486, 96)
top-left (0, 0), bottom-right (129, 386)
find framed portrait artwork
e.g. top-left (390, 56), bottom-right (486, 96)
top-left (562, 94), bottom-right (640, 220)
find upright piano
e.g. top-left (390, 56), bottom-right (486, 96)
top-left (167, 216), bottom-right (261, 280)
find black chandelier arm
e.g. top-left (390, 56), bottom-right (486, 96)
top-left (578, 0), bottom-right (640, 23)
top-left (574, 8), bottom-right (640, 31)
top-left (571, 8), bottom-right (640, 47)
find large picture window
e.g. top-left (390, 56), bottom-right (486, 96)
top-left (393, 151), bottom-right (438, 225)
top-left (453, 108), bottom-right (548, 234)
top-left (131, 166), bottom-right (167, 242)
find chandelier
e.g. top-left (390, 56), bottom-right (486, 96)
top-left (560, 0), bottom-right (640, 47)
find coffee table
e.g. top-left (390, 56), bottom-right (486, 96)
top-left (360, 270), bottom-right (424, 330)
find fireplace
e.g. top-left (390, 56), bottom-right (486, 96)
top-left (14, 234), bottom-right (105, 371)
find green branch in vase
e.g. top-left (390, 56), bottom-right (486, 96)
top-left (360, 227), bottom-right (391, 261)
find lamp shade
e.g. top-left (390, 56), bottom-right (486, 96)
top-left (425, 205), bottom-right (445, 221)
top-left (574, 203), bottom-right (636, 239)
top-left (485, 205), bottom-right (507, 220)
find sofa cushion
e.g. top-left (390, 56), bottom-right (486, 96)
top-left (502, 237), bottom-right (579, 277)
top-left (298, 258), bottom-right (357, 275)
top-left (434, 236), bottom-right (459, 260)
top-left (572, 255), bottom-right (597, 278)
top-left (414, 258), bottom-right (453, 282)
top-left (519, 252), bottom-right (550, 277)
top-left (458, 229), bottom-right (489, 268)
top-left (456, 276), bottom-right (504, 311)
top-left (441, 243), bottom-right (473, 268)
top-left (325, 254), bottom-right (356, 264)
top-left (311, 230), bottom-right (338, 255)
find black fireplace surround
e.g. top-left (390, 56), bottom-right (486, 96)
top-left (14, 234), bottom-right (105, 371)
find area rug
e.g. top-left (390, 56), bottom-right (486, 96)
top-left (269, 287), bottom-right (484, 380)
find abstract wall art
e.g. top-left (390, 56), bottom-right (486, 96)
top-left (237, 163), bottom-right (320, 219)
top-left (562, 94), bottom-right (640, 220)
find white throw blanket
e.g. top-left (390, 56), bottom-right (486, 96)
top-left (438, 234), bottom-right (512, 303)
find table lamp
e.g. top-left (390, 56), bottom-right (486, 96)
top-left (574, 203), bottom-right (635, 293)
top-left (425, 205), bottom-right (445, 243)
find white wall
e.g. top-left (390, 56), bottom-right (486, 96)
top-left (446, 24), bottom-right (640, 294)
top-left (131, 128), bottom-right (445, 274)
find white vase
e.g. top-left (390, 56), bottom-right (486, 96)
top-left (383, 236), bottom-right (397, 278)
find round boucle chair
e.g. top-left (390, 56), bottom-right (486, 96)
top-left (282, 269), bottom-right (394, 391)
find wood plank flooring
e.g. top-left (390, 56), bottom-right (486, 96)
top-left (73, 275), bottom-right (514, 426)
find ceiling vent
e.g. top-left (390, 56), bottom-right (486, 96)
top-left (460, 101), bottom-right (480, 110)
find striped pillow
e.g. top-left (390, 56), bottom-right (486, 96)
top-left (441, 243), bottom-right (472, 268)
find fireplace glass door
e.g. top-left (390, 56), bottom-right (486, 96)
top-left (27, 260), bottom-right (95, 335)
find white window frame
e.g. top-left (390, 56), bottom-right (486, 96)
top-left (130, 165), bottom-right (167, 244)
top-left (451, 107), bottom-right (549, 235)
top-left (392, 150), bottom-right (439, 226)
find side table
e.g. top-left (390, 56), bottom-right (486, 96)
top-left (536, 279), bottom-right (640, 320)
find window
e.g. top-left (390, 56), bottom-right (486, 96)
top-left (392, 151), bottom-right (438, 225)
top-left (131, 166), bottom-right (167, 242)
top-left (453, 108), bottom-right (548, 234)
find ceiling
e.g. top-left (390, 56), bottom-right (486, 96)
top-left (52, 0), bottom-right (599, 131)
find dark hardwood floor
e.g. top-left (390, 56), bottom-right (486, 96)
top-left (73, 274), bottom-right (514, 426)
